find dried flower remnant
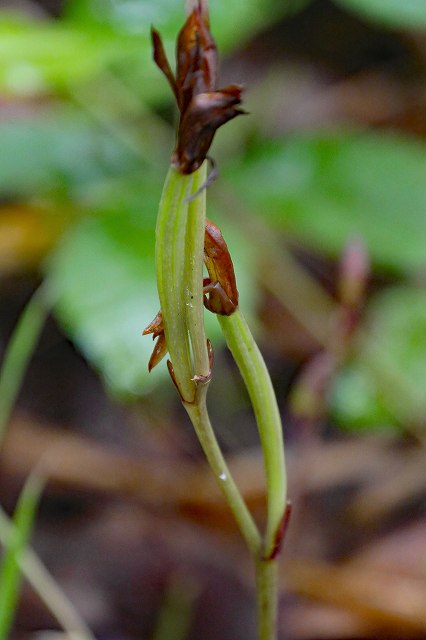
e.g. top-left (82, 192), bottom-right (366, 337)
top-left (151, 3), bottom-right (245, 174)
top-left (203, 218), bottom-right (239, 315)
top-left (142, 311), bottom-right (168, 372)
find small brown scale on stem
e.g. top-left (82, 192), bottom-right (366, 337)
top-left (142, 311), bottom-right (168, 372)
top-left (264, 502), bottom-right (292, 561)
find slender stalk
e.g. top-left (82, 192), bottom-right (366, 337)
top-left (156, 167), bottom-right (195, 402)
top-left (151, 573), bottom-right (197, 640)
top-left (185, 390), bottom-right (261, 556)
top-left (0, 507), bottom-right (95, 640)
top-left (156, 162), bottom-right (285, 640)
top-left (0, 285), bottom-right (49, 445)
top-left (157, 161), bottom-right (261, 556)
top-left (0, 285), bottom-right (94, 638)
top-left (218, 309), bottom-right (287, 558)
top-left (184, 161), bottom-right (210, 379)
top-left (180, 163), bottom-right (262, 555)
top-left (0, 472), bottom-right (44, 640)
top-left (255, 558), bottom-right (279, 640)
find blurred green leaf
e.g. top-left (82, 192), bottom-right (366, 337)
top-left (0, 109), bottom-right (139, 197)
top-left (334, 0), bottom-right (426, 29)
top-left (0, 473), bottom-right (44, 640)
top-left (330, 363), bottom-right (396, 431)
top-left (46, 200), bottom-right (160, 398)
top-left (331, 287), bottom-right (426, 430)
top-left (227, 132), bottom-right (426, 272)
top-left (0, 0), bottom-right (308, 98)
top-left (64, 0), bottom-right (301, 51)
top-left (0, 287), bottom-right (49, 445)
top-left (0, 13), bottom-right (148, 95)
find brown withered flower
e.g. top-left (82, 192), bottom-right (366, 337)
top-left (203, 218), bottom-right (239, 315)
top-left (151, 2), bottom-right (245, 174)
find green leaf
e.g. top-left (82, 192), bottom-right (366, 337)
top-left (330, 363), bottom-right (396, 431)
top-left (64, 0), bottom-right (302, 52)
top-left (331, 287), bottom-right (426, 430)
top-left (334, 0), bottom-right (426, 29)
top-left (0, 287), bottom-right (49, 446)
top-left (227, 132), bottom-right (426, 272)
top-left (0, 109), bottom-right (138, 197)
top-left (0, 474), bottom-right (44, 640)
top-left (0, 0), bottom-right (309, 97)
top-left (0, 12), bottom-right (148, 95)
top-left (46, 200), bottom-right (161, 398)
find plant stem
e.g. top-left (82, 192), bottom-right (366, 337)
top-left (156, 162), bottom-right (285, 637)
top-left (156, 162), bottom-right (260, 552)
top-left (184, 390), bottom-right (261, 556)
top-left (217, 309), bottom-right (286, 639)
top-left (156, 163), bottom-right (285, 639)
top-left (0, 472), bottom-right (44, 640)
top-left (184, 161), bottom-right (210, 379)
top-left (218, 309), bottom-right (287, 558)
top-left (181, 163), bottom-right (261, 555)
top-left (255, 557), bottom-right (279, 640)
top-left (156, 166), bottom-right (195, 402)
top-left (0, 507), bottom-right (95, 640)
top-left (0, 285), bottom-right (49, 446)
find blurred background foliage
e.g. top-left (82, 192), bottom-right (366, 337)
top-left (1, 0), bottom-right (426, 639)
top-left (2, 0), bottom-right (425, 428)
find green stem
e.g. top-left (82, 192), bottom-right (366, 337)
top-left (180, 163), bottom-right (261, 554)
top-left (0, 472), bottom-right (44, 640)
top-left (156, 166), bottom-right (195, 402)
top-left (218, 309), bottom-right (287, 558)
top-left (0, 507), bottom-right (95, 640)
top-left (156, 163), bottom-right (260, 553)
top-left (184, 161), bottom-right (210, 379)
top-left (255, 557), bottom-right (279, 640)
top-left (0, 285), bottom-right (49, 447)
top-left (184, 390), bottom-right (261, 556)
top-left (155, 159), bottom-right (284, 640)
